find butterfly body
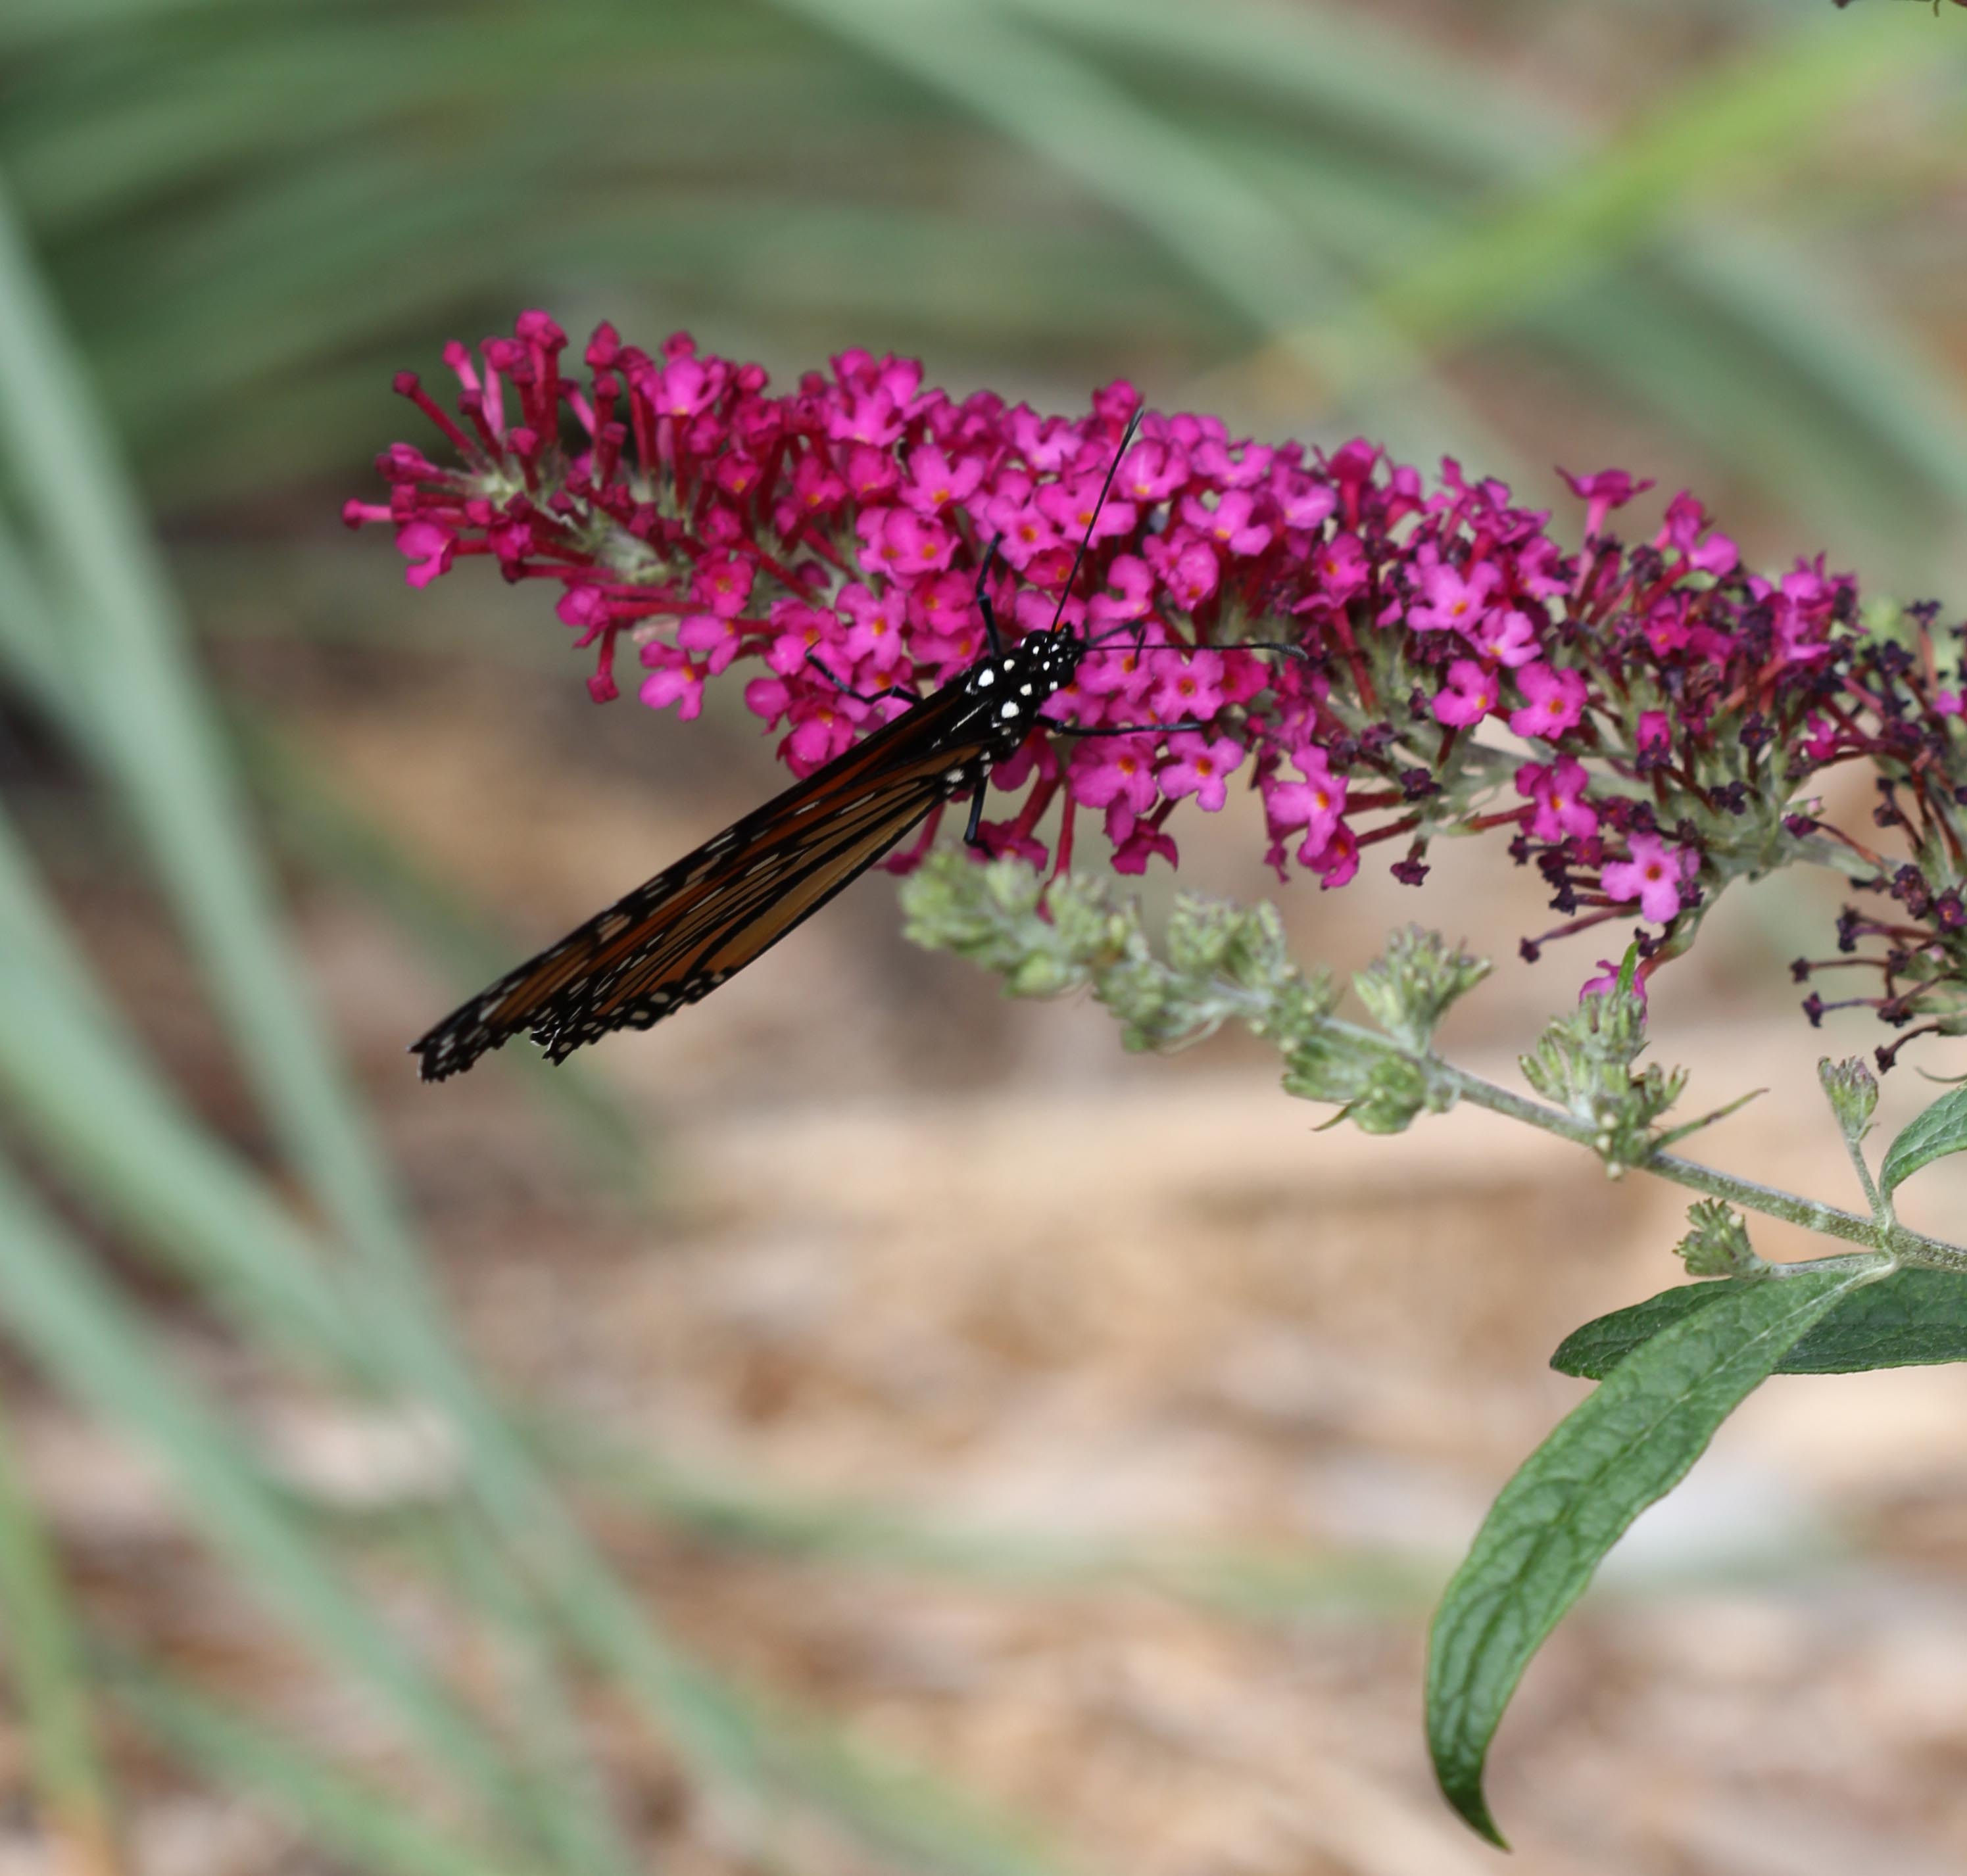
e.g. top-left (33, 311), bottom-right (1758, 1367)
top-left (410, 625), bottom-right (1085, 1082)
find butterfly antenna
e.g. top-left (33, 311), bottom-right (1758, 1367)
top-left (1047, 405), bottom-right (1142, 638)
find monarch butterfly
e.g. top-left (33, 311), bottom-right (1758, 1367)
top-left (410, 413), bottom-right (1261, 1082)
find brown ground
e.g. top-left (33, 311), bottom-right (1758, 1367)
top-left (14, 605), bottom-right (1967, 1876)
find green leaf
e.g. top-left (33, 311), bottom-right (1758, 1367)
top-left (0, 1403), bottom-right (119, 1870)
top-left (1555, 1264), bottom-right (1967, 1380)
top-left (1429, 1263), bottom-right (1876, 1845)
top-left (1880, 1084), bottom-right (1967, 1205)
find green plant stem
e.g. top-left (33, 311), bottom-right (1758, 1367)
top-left (1844, 1130), bottom-right (1891, 1230)
top-left (1324, 1017), bottom-right (1967, 1272)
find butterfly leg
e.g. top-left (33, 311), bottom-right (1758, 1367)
top-left (974, 535), bottom-right (1005, 654)
top-left (803, 650), bottom-right (918, 708)
top-left (963, 786), bottom-right (988, 848)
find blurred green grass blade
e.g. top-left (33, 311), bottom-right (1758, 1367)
top-left (233, 717), bottom-right (652, 1203)
top-left (109, 1655), bottom-right (540, 1876)
top-left (1004, 0), bottom-right (1565, 180)
top-left (747, 1691), bottom-right (1083, 1876)
top-left (0, 187), bottom-right (967, 1862)
top-left (0, 1402), bottom-right (122, 1876)
top-left (539, 1415), bottom-right (1423, 1618)
top-left (1223, 131), bottom-right (1949, 542)
top-left (1672, 226), bottom-right (1967, 510)
top-left (0, 747), bottom-right (637, 1872)
top-left (113, 197), bottom-right (1213, 500)
top-left (772, 0), bottom-right (1522, 479)
top-left (1127, 3), bottom-right (1967, 537)
top-left (433, 1514), bottom-right (640, 1876)
top-left (0, 1148), bottom-right (542, 1842)
top-left (0, 801), bottom-right (371, 1374)
top-left (5, 11), bottom-right (624, 231)
top-left (76, 145), bottom-right (568, 446)
top-left (1332, 16), bottom-right (1935, 375)
top-left (0, 169), bottom-right (425, 1286)
top-left (0, 761), bottom-right (629, 1873)
top-left (0, 512), bottom-right (90, 730)
top-left (745, 0), bottom-right (1336, 326)
top-left (0, 0), bottom-right (262, 58)
top-left (0, 191), bottom-right (603, 1817)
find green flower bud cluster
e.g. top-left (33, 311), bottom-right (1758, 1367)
top-left (1519, 979), bottom-right (1686, 1174)
top-left (898, 852), bottom-right (1337, 1057)
top-left (1674, 1199), bottom-right (1765, 1278)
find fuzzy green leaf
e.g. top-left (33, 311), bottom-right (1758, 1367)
top-left (1554, 1264), bottom-right (1967, 1380)
top-left (1879, 1084), bottom-right (1967, 1205)
top-left (1430, 1264), bottom-right (1874, 1844)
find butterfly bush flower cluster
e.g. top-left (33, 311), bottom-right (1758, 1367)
top-left (347, 315), bottom-right (1967, 1063)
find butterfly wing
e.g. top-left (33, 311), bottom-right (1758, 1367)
top-left (412, 684), bottom-right (992, 1081)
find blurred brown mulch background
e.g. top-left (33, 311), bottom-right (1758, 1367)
top-left (12, 1), bottom-right (1967, 1872)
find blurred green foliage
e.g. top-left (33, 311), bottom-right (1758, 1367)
top-left (1, 2), bottom-right (1966, 1868)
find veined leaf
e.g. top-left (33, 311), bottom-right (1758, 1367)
top-left (1430, 1262), bottom-right (1879, 1844)
top-left (1553, 1263), bottom-right (1967, 1379)
top-left (1880, 1084), bottom-right (1967, 1205)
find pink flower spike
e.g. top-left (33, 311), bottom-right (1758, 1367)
top-left (1559, 467), bottom-right (1654, 541)
top-left (1273, 469), bottom-right (1338, 531)
top-left (1038, 473), bottom-right (1137, 544)
top-left (1111, 825), bottom-right (1179, 874)
top-left (900, 443), bottom-right (984, 517)
top-left (1067, 734), bottom-right (1160, 815)
top-left (1150, 648), bottom-right (1225, 723)
top-left (785, 702), bottom-right (859, 771)
top-left (395, 519), bottom-right (455, 588)
top-left (1079, 642), bottom-right (1157, 706)
top-left (1580, 958), bottom-right (1647, 1008)
top-left (744, 675), bottom-right (790, 726)
top-left (1158, 732), bottom-right (1244, 811)
top-left (691, 555), bottom-right (756, 617)
top-left (1144, 535), bottom-right (1219, 610)
top-left (1507, 661), bottom-right (1587, 740)
top-left (1469, 607), bottom-right (1540, 667)
top-left (1087, 554), bottom-right (1154, 631)
top-left (1432, 658), bottom-right (1499, 728)
top-left (1935, 690), bottom-right (1965, 719)
top-left (1178, 489), bottom-right (1272, 557)
top-left (676, 611), bottom-right (744, 675)
top-left (1265, 748), bottom-right (1348, 860)
top-left (1409, 560), bottom-right (1499, 633)
top-left (639, 659), bottom-right (708, 721)
top-left (856, 506), bottom-right (956, 579)
top-left (1308, 823), bottom-right (1359, 889)
top-left (838, 583), bottom-right (907, 663)
top-left (1656, 491), bottom-right (1738, 577)
top-left (1602, 833), bottom-right (1694, 925)
top-left (1118, 439), bottom-right (1188, 503)
top-left (1515, 756), bottom-right (1598, 842)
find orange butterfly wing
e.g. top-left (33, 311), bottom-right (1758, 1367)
top-left (411, 686), bottom-right (992, 1080)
